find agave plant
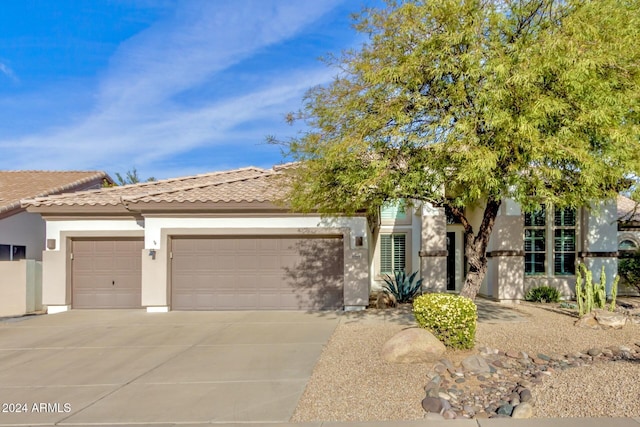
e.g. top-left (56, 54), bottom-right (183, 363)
top-left (382, 270), bottom-right (423, 303)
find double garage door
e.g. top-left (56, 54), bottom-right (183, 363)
top-left (171, 236), bottom-right (344, 310)
top-left (71, 236), bottom-right (344, 310)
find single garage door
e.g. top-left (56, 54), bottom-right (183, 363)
top-left (171, 236), bottom-right (344, 310)
top-left (72, 238), bottom-right (143, 308)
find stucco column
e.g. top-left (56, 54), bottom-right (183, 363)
top-left (419, 203), bottom-right (447, 292)
top-left (581, 201), bottom-right (618, 297)
top-left (484, 200), bottom-right (525, 301)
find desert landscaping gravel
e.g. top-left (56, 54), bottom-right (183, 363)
top-left (291, 301), bottom-right (640, 422)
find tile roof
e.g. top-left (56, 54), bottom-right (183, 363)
top-left (22, 167), bottom-right (288, 209)
top-left (1, 170), bottom-right (108, 215)
top-left (618, 194), bottom-right (640, 222)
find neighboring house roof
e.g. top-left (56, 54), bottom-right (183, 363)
top-left (617, 194), bottom-right (640, 222)
top-left (22, 167), bottom-right (287, 213)
top-left (1, 170), bottom-right (109, 217)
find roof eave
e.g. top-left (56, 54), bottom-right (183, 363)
top-left (25, 204), bottom-right (131, 215)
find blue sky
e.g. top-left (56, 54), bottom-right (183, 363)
top-left (0, 0), bottom-right (374, 180)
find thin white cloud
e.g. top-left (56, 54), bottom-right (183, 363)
top-left (0, 0), bottom-right (346, 176)
top-left (0, 62), bottom-right (18, 83)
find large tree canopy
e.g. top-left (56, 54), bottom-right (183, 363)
top-left (282, 0), bottom-right (640, 299)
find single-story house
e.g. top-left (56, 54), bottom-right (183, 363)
top-left (0, 170), bottom-right (109, 316)
top-left (22, 166), bottom-right (619, 313)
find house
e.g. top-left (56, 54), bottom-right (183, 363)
top-left (0, 170), bottom-right (110, 316)
top-left (22, 166), bottom-right (619, 313)
top-left (372, 198), bottom-right (618, 301)
top-left (617, 194), bottom-right (640, 252)
top-left (22, 167), bottom-right (370, 312)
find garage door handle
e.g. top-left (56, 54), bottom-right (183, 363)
top-left (112, 281), bottom-right (115, 286)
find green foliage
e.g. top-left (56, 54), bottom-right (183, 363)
top-left (279, 0), bottom-right (640, 300)
top-left (413, 293), bottom-right (477, 349)
top-left (382, 270), bottom-right (423, 303)
top-left (619, 250), bottom-right (640, 294)
top-left (104, 168), bottom-right (156, 187)
top-left (524, 286), bottom-right (561, 303)
top-left (115, 168), bottom-right (156, 185)
top-left (575, 263), bottom-right (619, 316)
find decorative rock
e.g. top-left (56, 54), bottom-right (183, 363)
top-left (575, 312), bottom-right (600, 329)
top-left (442, 409), bottom-right (457, 419)
top-left (375, 291), bottom-right (396, 309)
top-left (594, 309), bottom-right (627, 329)
top-left (439, 391), bottom-right (452, 400)
top-left (420, 341), bottom-right (640, 420)
top-left (381, 328), bottom-right (446, 364)
top-left (497, 404), bottom-right (514, 416)
top-left (421, 396), bottom-right (443, 413)
top-left (587, 347), bottom-right (602, 357)
top-left (461, 354), bottom-right (492, 374)
top-left (505, 350), bottom-right (521, 359)
top-left (511, 402), bottom-right (534, 418)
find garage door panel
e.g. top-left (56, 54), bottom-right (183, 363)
top-left (72, 239), bottom-right (143, 309)
top-left (171, 236), bottom-right (344, 310)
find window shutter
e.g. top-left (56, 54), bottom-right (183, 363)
top-left (393, 235), bottom-right (406, 271)
top-left (380, 235), bottom-right (392, 273)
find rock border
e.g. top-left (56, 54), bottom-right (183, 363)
top-left (422, 342), bottom-right (640, 420)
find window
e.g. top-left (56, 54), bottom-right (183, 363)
top-left (554, 207), bottom-right (576, 275)
top-left (620, 239), bottom-right (638, 251)
top-left (0, 244), bottom-right (26, 261)
top-left (380, 234), bottom-right (406, 275)
top-left (524, 206), bottom-right (577, 276)
top-left (380, 200), bottom-right (407, 221)
top-left (524, 206), bottom-right (546, 275)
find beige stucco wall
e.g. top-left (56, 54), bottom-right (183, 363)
top-left (0, 211), bottom-right (45, 261)
top-left (43, 215), bottom-right (370, 311)
top-left (0, 260), bottom-right (42, 316)
top-left (419, 203), bottom-right (447, 292)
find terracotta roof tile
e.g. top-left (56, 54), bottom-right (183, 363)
top-left (1, 170), bottom-right (107, 214)
top-left (618, 194), bottom-right (640, 222)
top-left (22, 167), bottom-right (287, 209)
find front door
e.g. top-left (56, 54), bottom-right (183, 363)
top-left (446, 232), bottom-right (456, 291)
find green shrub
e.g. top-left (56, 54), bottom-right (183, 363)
top-left (382, 270), bottom-right (423, 303)
top-left (412, 293), bottom-right (477, 349)
top-left (619, 250), bottom-right (640, 294)
top-left (524, 286), bottom-right (561, 303)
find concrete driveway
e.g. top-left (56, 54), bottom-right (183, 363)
top-left (0, 310), bottom-right (339, 425)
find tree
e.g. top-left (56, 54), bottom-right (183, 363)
top-left (281, 0), bottom-right (640, 300)
top-left (104, 168), bottom-right (156, 187)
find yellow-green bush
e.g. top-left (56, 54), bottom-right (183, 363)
top-left (412, 293), bottom-right (477, 349)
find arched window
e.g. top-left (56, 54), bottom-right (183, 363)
top-left (619, 239), bottom-right (638, 250)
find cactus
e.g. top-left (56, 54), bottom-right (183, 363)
top-left (575, 270), bottom-right (584, 316)
top-left (575, 262), bottom-right (619, 317)
top-left (610, 275), bottom-right (619, 312)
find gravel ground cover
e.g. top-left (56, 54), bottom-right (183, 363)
top-left (291, 301), bottom-right (640, 422)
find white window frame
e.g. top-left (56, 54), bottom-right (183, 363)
top-left (379, 233), bottom-right (407, 276)
top-left (524, 205), bottom-right (579, 277)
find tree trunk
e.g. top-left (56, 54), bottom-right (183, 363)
top-left (459, 198), bottom-right (502, 301)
